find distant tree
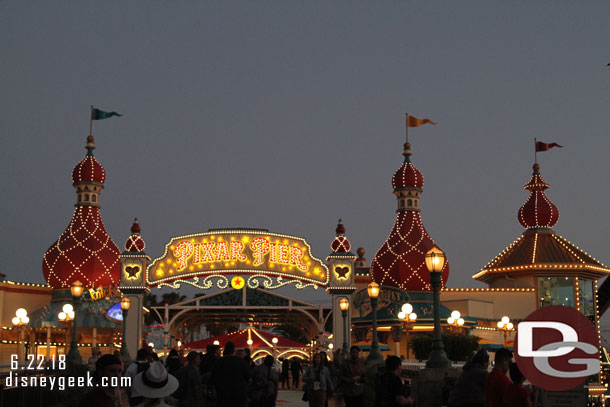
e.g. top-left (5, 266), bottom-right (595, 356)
top-left (272, 324), bottom-right (309, 344)
top-left (143, 293), bottom-right (160, 324)
top-left (160, 292), bottom-right (186, 305)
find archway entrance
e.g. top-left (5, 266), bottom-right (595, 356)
top-left (119, 228), bottom-right (356, 357)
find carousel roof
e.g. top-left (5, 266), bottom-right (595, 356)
top-left (42, 135), bottom-right (121, 289)
top-left (475, 163), bottom-right (610, 283)
top-left (184, 327), bottom-right (308, 350)
top-left (370, 141), bottom-right (449, 291)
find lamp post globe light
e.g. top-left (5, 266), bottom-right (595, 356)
top-left (424, 247), bottom-right (451, 369)
top-left (447, 310), bottom-right (465, 333)
top-left (366, 282), bottom-right (383, 361)
top-left (339, 297), bottom-right (350, 356)
top-left (13, 308), bottom-right (29, 363)
top-left (120, 296), bottom-right (131, 363)
top-left (497, 316), bottom-right (514, 347)
top-left (398, 303), bottom-right (417, 360)
top-left (67, 280), bottom-right (83, 365)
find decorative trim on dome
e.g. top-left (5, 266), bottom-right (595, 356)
top-left (369, 211), bottom-right (449, 291)
top-left (42, 206), bottom-right (121, 288)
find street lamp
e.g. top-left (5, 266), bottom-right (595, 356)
top-left (497, 316), bottom-right (514, 347)
top-left (12, 308), bottom-right (29, 363)
top-left (67, 280), bottom-right (83, 365)
top-left (339, 297), bottom-right (350, 356)
top-left (366, 282), bottom-right (382, 361)
top-left (120, 296), bottom-right (131, 363)
top-left (272, 337), bottom-right (278, 358)
top-left (447, 310), bottom-right (465, 332)
top-left (424, 247), bottom-right (451, 369)
top-left (397, 303), bottom-right (417, 360)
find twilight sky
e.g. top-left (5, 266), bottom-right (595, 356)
top-left (1, 2), bottom-right (610, 307)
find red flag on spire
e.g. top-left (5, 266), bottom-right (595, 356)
top-left (407, 115), bottom-right (437, 127)
top-left (535, 141), bottom-right (563, 152)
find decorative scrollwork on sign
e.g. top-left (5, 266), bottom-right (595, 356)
top-left (246, 275), bottom-right (318, 290)
top-left (156, 275), bottom-right (229, 291)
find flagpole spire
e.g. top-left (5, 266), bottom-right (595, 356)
top-left (534, 138), bottom-right (537, 165)
top-left (89, 105), bottom-right (94, 137)
top-left (405, 112), bottom-right (409, 144)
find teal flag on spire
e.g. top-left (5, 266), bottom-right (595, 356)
top-left (91, 108), bottom-right (122, 120)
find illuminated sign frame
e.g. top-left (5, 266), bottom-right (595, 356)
top-left (147, 229), bottom-right (329, 290)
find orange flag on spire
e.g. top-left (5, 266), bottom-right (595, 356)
top-left (407, 115), bottom-right (437, 127)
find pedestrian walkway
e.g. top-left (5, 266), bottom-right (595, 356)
top-left (276, 390), bottom-right (343, 407)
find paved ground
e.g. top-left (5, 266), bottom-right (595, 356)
top-left (276, 390), bottom-right (343, 407)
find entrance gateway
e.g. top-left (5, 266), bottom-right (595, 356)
top-left (119, 228), bottom-right (356, 355)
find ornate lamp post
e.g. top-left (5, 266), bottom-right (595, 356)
top-left (425, 247), bottom-right (451, 369)
top-left (496, 316), bottom-right (514, 347)
top-left (447, 310), bottom-right (465, 333)
top-left (397, 303), bottom-right (417, 360)
top-left (366, 282), bottom-right (382, 361)
top-left (339, 297), bottom-right (350, 356)
top-left (12, 308), bottom-right (29, 363)
top-left (120, 296), bottom-right (131, 363)
top-left (67, 280), bottom-right (83, 365)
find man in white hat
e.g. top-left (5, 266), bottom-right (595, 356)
top-left (132, 361), bottom-right (179, 407)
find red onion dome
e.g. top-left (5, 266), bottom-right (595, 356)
top-left (125, 218), bottom-right (146, 252)
top-left (370, 211), bottom-right (449, 291)
top-left (391, 143), bottom-right (423, 190)
top-left (331, 219), bottom-right (351, 253)
top-left (72, 136), bottom-right (106, 184)
top-left (43, 206), bottom-right (121, 288)
top-left (517, 163), bottom-right (559, 229)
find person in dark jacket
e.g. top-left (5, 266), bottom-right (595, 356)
top-left (448, 349), bottom-right (489, 407)
top-left (211, 341), bottom-right (250, 407)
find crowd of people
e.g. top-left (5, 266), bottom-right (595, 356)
top-left (76, 342), bottom-right (540, 407)
top-left (76, 343), bottom-right (420, 407)
top-left (448, 347), bottom-right (538, 407)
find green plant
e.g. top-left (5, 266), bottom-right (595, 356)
top-left (409, 333), bottom-right (478, 362)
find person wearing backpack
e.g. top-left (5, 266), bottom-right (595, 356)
top-left (125, 348), bottom-right (154, 406)
top-left (249, 355), bottom-right (278, 407)
top-left (174, 351), bottom-right (203, 407)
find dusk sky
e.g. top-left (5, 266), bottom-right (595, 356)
top-left (2, 2), bottom-right (610, 308)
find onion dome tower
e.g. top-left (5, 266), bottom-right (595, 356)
top-left (475, 163), bottom-right (609, 295)
top-left (330, 219), bottom-right (351, 253)
top-left (370, 141), bottom-right (449, 292)
top-left (327, 219), bottom-right (356, 353)
top-left (125, 218), bottom-right (146, 253)
top-left (42, 135), bottom-right (121, 289)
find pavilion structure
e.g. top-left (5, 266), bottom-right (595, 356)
top-left (184, 326), bottom-right (309, 362)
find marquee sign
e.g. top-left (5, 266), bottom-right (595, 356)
top-left (147, 229), bottom-right (329, 290)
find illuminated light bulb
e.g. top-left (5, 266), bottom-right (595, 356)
top-left (398, 311), bottom-right (406, 320)
top-left (16, 308), bottom-right (27, 319)
top-left (67, 311), bottom-right (75, 320)
top-left (451, 310), bottom-right (461, 320)
top-left (62, 304), bottom-right (73, 314)
top-left (213, 340), bottom-right (220, 345)
top-left (507, 322), bottom-right (514, 330)
top-left (501, 316), bottom-right (509, 324)
top-left (457, 318), bottom-right (464, 326)
top-left (272, 337), bottom-right (278, 344)
top-left (247, 339), bottom-right (253, 345)
top-left (497, 321), bottom-right (504, 329)
top-left (402, 303), bottom-right (413, 315)
top-left (409, 313), bottom-right (417, 321)
top-left (58, 312), bottom-right (67, 321)
top-left (447, 317), bottom-right (455, 325)
top-left (12, 317), bottom-right (20, 326)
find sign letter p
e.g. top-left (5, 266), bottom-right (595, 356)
top-left (518, 321), bottom-right (577, 357)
